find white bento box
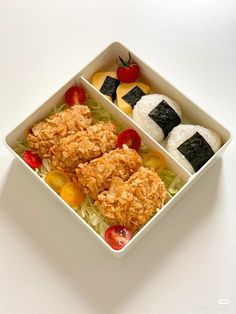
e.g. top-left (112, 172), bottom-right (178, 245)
top-left (4, 42), bottom-right (232, 257)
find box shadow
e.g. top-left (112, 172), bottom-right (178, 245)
top-left (0, 158), bottom-right (223, 314)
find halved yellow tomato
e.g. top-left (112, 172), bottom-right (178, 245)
top-left (60, 182), bottom-right (84, 208)
top-left (45, 170), bottom-right (70, 194)
top-left (142, 151), bottom-right (166, 173)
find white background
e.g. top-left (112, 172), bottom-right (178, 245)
top-left (0, 0), bottom-right (235, 313)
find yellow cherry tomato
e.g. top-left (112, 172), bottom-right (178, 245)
top-left (45, 170), bottom-right (70, 194)
top-left (142, 151), bottom-right (166, 173)
top-left (60, 182), bottom-right (84, 208)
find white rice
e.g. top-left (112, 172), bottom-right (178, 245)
top-left (133, 94), bottom-right (182, 142)
top-left (166, 124), bottom-right (222, 173)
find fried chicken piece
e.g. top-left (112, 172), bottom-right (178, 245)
top-left (26, 105), bottom-right (93, 158)
top-left (95, 167), bottom-right (167, 231)
top-left (76, 146), bottom-right (142, 199)
top-left (51, 122), bottom-right (118, 172)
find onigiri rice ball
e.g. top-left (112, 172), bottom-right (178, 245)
top-left (133, 94), bottom-right (182, 142)
top-left (166, 124), bottom-right (222, 174)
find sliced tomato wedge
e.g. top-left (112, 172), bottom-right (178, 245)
top-left (142, 151), bottom-right (166, 173)
top-left (65, 86), bottom-right (86, 106)
top-left (60, 182), bottom-right (84, 208)
top-left (105, 225), bottom-right (132, 250)
top-left (45, 170), bottom-right (70, 194)
top-left (117, 129), bottom-right (141, 151)
top-left (22, 150), bottom-right (42, 169)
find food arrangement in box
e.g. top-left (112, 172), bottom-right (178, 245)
top-left (6, 42), bottom-right (231, 255)
top-left (14, 84), bottom-right (185, 250)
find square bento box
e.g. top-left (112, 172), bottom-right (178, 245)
top-left (4, 42), bottom-right (232, 257)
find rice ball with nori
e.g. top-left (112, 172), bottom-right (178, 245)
top-left (133, 94), bottom-right (182, 142)
top-left (166, 124), bottom-right (222, 173)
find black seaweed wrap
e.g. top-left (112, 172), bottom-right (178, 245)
top-left (177, 132), bottom-right (214, 172)
top-left (122, 86), bottom-right (145, 108)
top-left (148, 100), bottom-right (181, 138)
top-left (100, 76), bottom-right (120, 101)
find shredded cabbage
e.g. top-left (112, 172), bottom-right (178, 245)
top-left (77, 196), bottom-right (109, 236)
top-left (159, 169), bottom-right (184, 198)
top-left (48, 103), bottom-right (68, 116)
top-left (85, 97), bottom-right (124, 133)
top-left (86, 97), bottom-right (111, 123)
top-left (139, 142), bottom-right (150, 156)
top-left (35, 159), bottom-right (52, 179)
top-left (14, 139), bottom-right (29, 156)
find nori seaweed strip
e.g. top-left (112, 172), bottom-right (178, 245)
top-left (122, 86), bottom-right (145, 108)
top-left (148, 100), bottom-right (181, 138)
top-left (100, 76), bottom-right (120, 101)
top-left (177, 132), bottom-right (214, 172)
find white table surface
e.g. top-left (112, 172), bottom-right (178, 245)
top-left (0, 0), bottom-right (235, 313)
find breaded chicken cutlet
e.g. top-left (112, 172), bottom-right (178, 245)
top-left (76, 146), bottom-right (142, 199)
top-left (95, 167), bottom-right (167, 231)
top-left (27, 104), bottom-right (92, 158)
top-left (51, 121), bottom-right (118, 172)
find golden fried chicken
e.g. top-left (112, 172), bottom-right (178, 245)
top-left (95, 167), bottom-right (167, 231)
top-left (51, 121), bottom-right (118, 172)
top-left (27, 104), bottom-right (93, 158)
top-left (76, 146), bottom-right (142, 199)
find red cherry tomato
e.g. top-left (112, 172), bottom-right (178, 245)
top-left (22, 150), bottom-right (42, 169)
top-left (117, 129), bottom-right (141, 151)
top-left (116, 52), bottom-right (140, 83)
top-left (65, 86), bottom-right (86, 107)
top-left (105, 225), bottom-right (132, 250)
